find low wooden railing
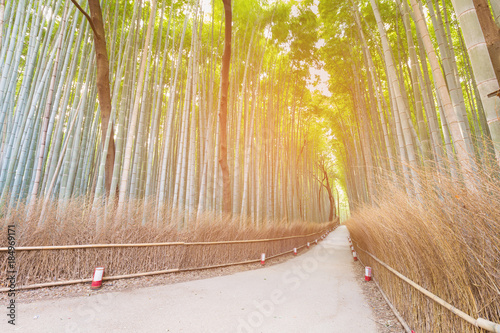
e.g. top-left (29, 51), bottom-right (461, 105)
top-left (0, 227), bottom-right (336, 292)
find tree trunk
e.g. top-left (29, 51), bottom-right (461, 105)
top-left (87, 0), bottom-right (115, 195)
top-left (219, 0), bottom-right (232, 214)
top-left (472, 0), bottom-right (500, 84)
top-left (318, 161), bottom-right (335, 221)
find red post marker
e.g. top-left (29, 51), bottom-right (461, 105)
top-left (365, 267), bottom-right (372, 281)
top-left (352, 251), bottom-right (358, 261)
top-left (307, 242), bottom-right (310, 249)
top-left (351, 245), bottom-right (354, 252)
top-left (293, 248), bottom-right (297, 256)
top-left (261, 253), bottom-right (266, 265)
top-left (315, 239), bottom-right (318, 244)
top-left (91, 267), bottom-right (105, 290)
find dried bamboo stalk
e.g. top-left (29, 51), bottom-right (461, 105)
top-left (0, 230), bottom-right (329, 252)
top-left (0, 238), bottom-right (325, 292)
top-left (356, 254), bottom-right (412, 332)
top-left (353, 241), bottom-right (500, 333)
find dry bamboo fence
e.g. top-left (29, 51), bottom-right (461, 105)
top-left (0, 227), bottom-right (335, 292)
top-left (355, 252), bottom-right (412, 333)
top-left (351, 240), bottom-right (500, 333)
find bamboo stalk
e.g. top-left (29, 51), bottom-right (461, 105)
top-left (353, 241), bottom-right (500, 333)
top-left (373, 277), bottom-right (413, 333)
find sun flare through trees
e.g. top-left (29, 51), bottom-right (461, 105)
top-left (1, 0), bottom-right (500, 330)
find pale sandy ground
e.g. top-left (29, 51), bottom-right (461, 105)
top-left (1, 225), bottom-right (377, 333)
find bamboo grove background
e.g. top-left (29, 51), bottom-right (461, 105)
top-left (0, 0), bottom-right (337, 228)
top-left (320, 0), bottom-right (500, 331)
top-left (320, 0), bottom-right (500, 208)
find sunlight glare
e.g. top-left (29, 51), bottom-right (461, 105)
top-left (308, 66), bottom-right (331, 97)
top-left (201, 0), bottom-right (212, 15)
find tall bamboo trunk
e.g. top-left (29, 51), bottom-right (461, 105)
top-left (118, 0), bottom-right (156, 208)
top-left (219, 0), bottom-right (232, 214)
top-left (410, 0), bottom-right (477, 189)
top-left (451, 0), bottom-right (500, 164)
top-left (369, 0), bottom-right (421, 196)
top-left (472, 0), bottom-right (500, 84)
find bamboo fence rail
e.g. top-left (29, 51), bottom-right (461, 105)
top-left (0, 228), bottom-right (334, 292)
top-left (355, 251), bottom-right (412, 333)
top-left (351, 240), bottom-right (500, 333)
top-left (0, 231), bottom-right (326, 252)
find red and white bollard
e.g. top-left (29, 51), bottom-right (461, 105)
top-left (365, 266), bottom-right (372, 281)
top-left (350, 245), bottom-right (354, 252)
top-left (352, 251), bottom-right (358, 261)
top-left (315, 239), bottom-right (318, 244)
top-left (261, 253), bottom-right (266, 265)
top-left (307, 242), bottom-right (310, 249)
top-left (293, 248), bottom-right (297, 256)
top-left (91, 266), bottom-right (105, 290)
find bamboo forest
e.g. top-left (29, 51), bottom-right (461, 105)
top-left (1, 0), bottom-right (500, 331)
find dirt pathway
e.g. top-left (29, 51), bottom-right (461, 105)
top-left (1, 225), bottom-right (377, 332)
